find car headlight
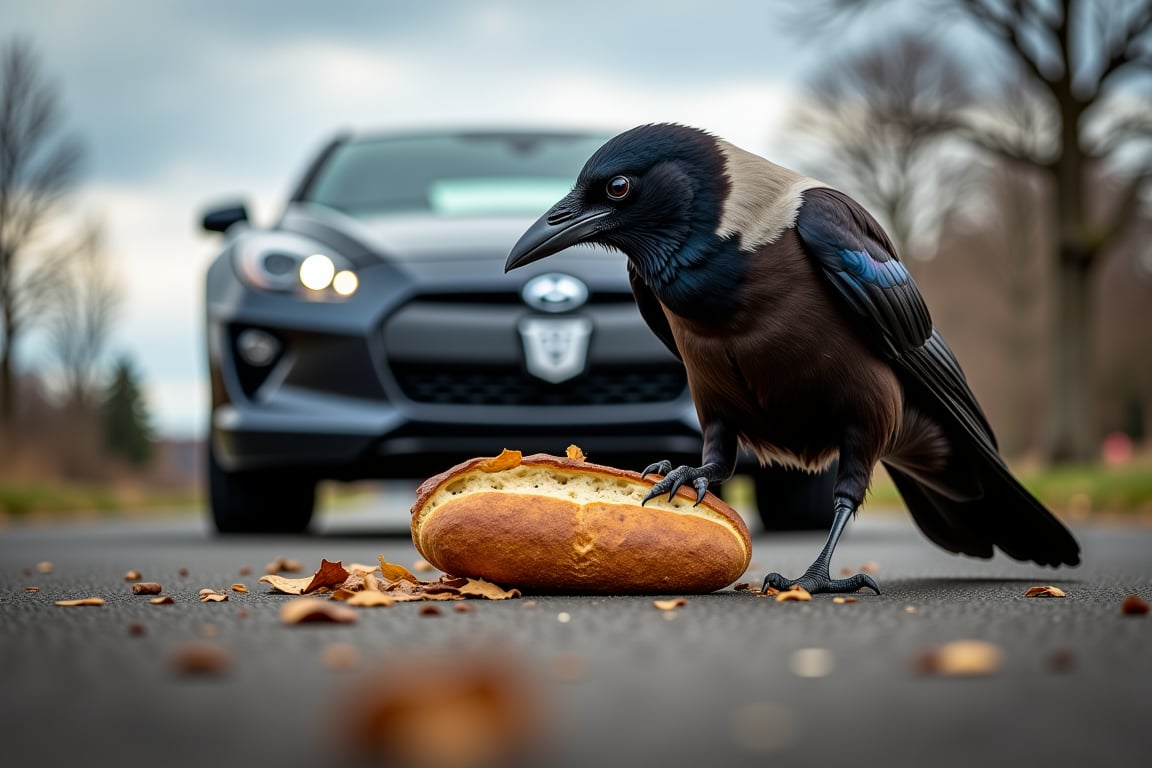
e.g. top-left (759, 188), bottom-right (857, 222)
top-left (234, 232), bottom-right (359, 298)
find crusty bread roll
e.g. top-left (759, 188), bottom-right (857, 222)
top-left (410, 449), bottom-right (752, 594)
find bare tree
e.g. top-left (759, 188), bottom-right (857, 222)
top-left (46, 216), bottom-right (121, 414)
top-left (0, 38), bottom-right (84, 438)
top-left (789, 0), bottom-right (1152, 463)
top-left (785, 32), bottom-right (979, 261)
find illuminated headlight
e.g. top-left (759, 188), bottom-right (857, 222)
top-left (234, 233), bottom-right (358, 297)
top-left (299, 254), bottom-right (336, 290)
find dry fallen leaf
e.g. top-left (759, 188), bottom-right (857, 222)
top-left (259, 574), bottom-right (316, 595)
top-left (478, 448), bottom-right (522, 473)
top-left (150, 596), bottom-right (175, 605)
top-left (915, 640), bottom-right (1004, 677)
top-left (457, 578), bottom-right (521, 600)
top-left (124, 570), bottom-right (142, 581)
top-left (654, 598), bottom-right (687, 611)
top-left (344, 591), bottom-right (395, 608)
top-left (55, 597), bottom-right (104, 607)
top-left (265, 556), bottom-right (303, 574)
top-left (1025, 586), bottom-right (1067, 598)
top-left (281, 597), bottom-right (358, 625)
top-left (378, 556), bottom-right (420, 585)
top-left (566, 444), bottom-right (586, 462)
top-left (342, 652), bottom-right (540, 767)
top-left (132, 582), bottom-right (162, 595)
top-left (230, 583), bottom-right (249, 593)
top-left (1122, 594), bottom-right (1149, 615)
top-left (346, 562), bottom-right (380, 576)
top-left (775, 587), bottom-right (812, 603)
top-left (303, 559), bottom-right (350, 594)
top-left (198, 589), bottom-right (229, 603)
top-left (172, 643), bottom-right (232, 677)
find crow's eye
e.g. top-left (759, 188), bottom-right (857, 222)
top-left (605, 175), bottom-right (631, 201)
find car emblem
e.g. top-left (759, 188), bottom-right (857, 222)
top-left (521, 273), bottom-right (589, 313)
top-left (518, 317), bottom-right (593, 384)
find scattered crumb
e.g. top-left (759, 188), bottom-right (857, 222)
top-left (124, 570), bottom-right (142, 581)
top-left (150, 596), bottom-right (175, 605)
top-left (557, 612), bottom-right (571, 623)
top-left (127, 622), bottom-right (147, 637)
top-left (54, 597), bottom-right (104, 607)
top-left (832, 597), bottom-right (858, 604)
top-left (172, 643), bottom-right (232, 677)
top-left (904, 605), bottom-right (918, 614)
top-left (418, 604), bottom-right (443, 617)
top-left (1121, 594), bottom-right (1149, 616)
top-left (915, 640), bottom-right (1003, 677)
top-left (230, 583), bottom-right (249, 593)
top-left (37, 561), bottom-right (54, 574)
top-left (775, 587), bottom-right (812, 603)
top-left (653, 598), bottom-right (686, 611)
top-left (132, 582), bottom-right (162, 595)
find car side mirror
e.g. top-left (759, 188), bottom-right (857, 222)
top-left (201, 202), bottom-right (250, 233)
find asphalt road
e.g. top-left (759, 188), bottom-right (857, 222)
top-left (2, 496), bottom-right (1150, 768)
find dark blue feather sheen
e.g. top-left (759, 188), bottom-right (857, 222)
top-left (577, 124), bottom-right (745, 324)
top-left (794, 188), bottom-right (932, 358)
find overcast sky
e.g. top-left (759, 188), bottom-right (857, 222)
top-left (7, 0), bottom-right (895, 438)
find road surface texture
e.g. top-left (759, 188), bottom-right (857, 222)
top-left (1, 498), bottom-right (1150, 768)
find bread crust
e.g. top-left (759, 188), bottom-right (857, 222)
top-left (410, 452), bottom-right (752, 594)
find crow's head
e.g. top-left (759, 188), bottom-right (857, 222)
top-left (505, 123), bottom-right (729, 283)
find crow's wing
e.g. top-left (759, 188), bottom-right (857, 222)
top-left (794, 187), bottom-right (932, 358)
top-left (795, 188), bottom-right (1078, 565)
top-left (628, 260), bottom-right (682, 361)
top-left (794, 187), bottom-right (996, 447)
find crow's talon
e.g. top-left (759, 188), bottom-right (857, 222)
top-left (641, 464), bottom-right (715, 506)
top-left (641, 459), bottom-right (673, 479)
top-left (763, 570), bottom-right (881, 595)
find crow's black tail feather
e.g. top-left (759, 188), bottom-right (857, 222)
top-left (884, 457), bottom-right (1080, 568)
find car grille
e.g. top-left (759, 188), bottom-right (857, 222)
top-left (392, 363), bottom-right (688, 406)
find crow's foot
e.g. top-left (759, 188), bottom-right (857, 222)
top-left (640, 461), bottom-right (714, 506)
top-left (763, 567), bottom-right (880, 595)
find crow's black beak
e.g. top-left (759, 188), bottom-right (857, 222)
top-left (505, 201), bottom-right (610, 272)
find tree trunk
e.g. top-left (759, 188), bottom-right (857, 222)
top-left (1045, 249), bottom-right (1096, 462)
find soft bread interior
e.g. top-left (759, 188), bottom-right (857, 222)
top-left (415, 464), bottom-right (749, 560)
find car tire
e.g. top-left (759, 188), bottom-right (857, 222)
top-left (208, 441), bottom-right (316, 534)
top-left (753, 461), bottom-right (838, 532)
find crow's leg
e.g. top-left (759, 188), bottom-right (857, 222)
top-left (763, 434), bottom-right (881, 595)
top-left (762, 496), bottom-right (880, 594)
top-left (641, 419), bottom-right (737, 506)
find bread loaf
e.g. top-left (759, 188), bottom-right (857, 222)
top-left (410, 449), bottom-right (752, 594)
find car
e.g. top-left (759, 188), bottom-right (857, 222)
top-left (201, 127), bottom-right (835, 534)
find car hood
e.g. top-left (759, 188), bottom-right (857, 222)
top-left (280, 202), bottom-right (627, 285)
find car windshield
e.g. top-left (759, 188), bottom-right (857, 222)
top-left (299, 132), bottom-right (611, 217)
